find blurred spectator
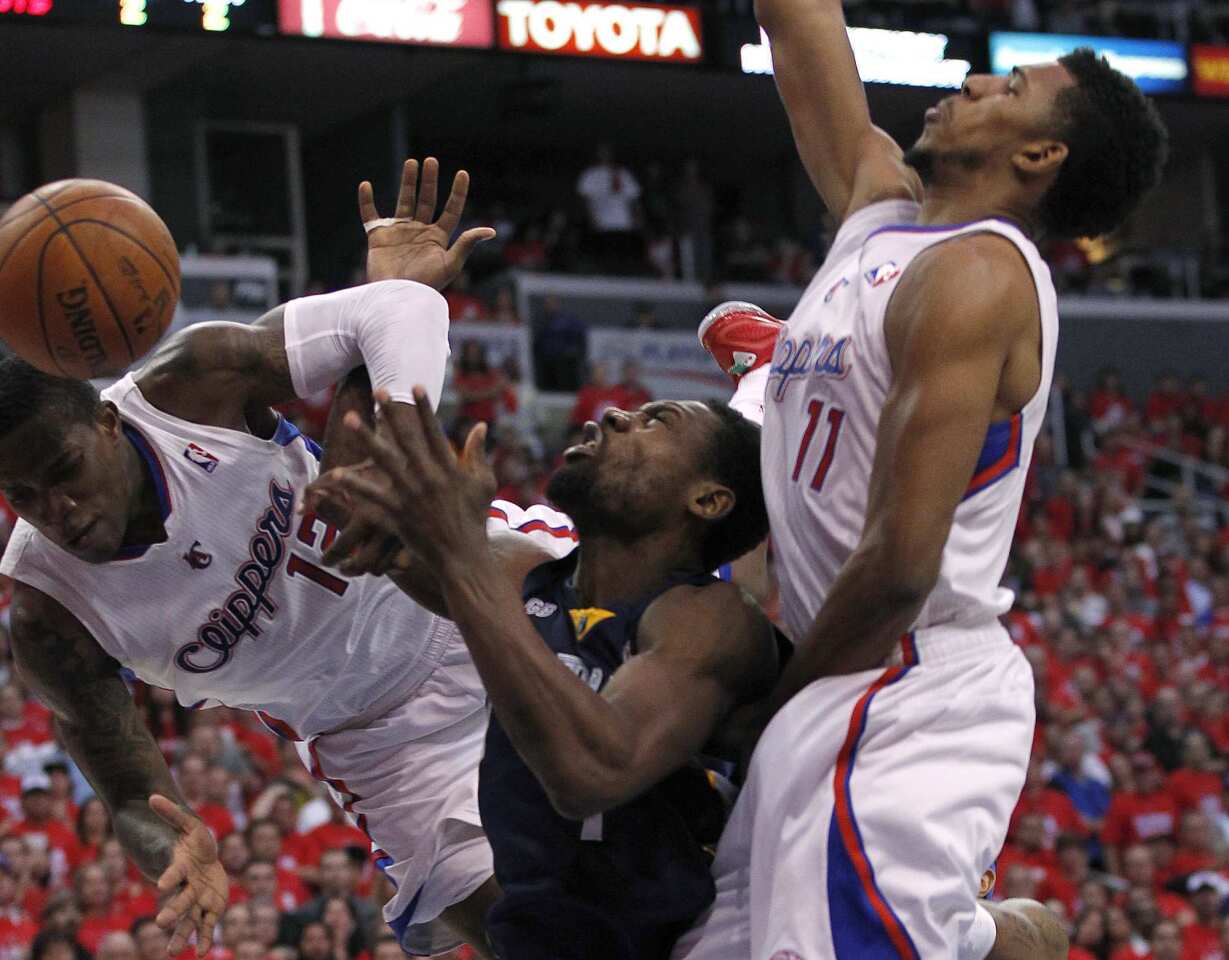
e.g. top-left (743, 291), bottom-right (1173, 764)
top-left (576, 145), bottom-right (642, 273)
top-left (533, 296), bottom-right (587, 392)
top-left (0, 862), bottom-right (36, 960)
top-left (454, 341), bottom-right (512, 427)
top-left (296, 921), bottom-right (334, 960)
top-left (1103, 754), bottom-right (1180, 873)
top-left (614, 360), bottom-right (652, 411)
top-left (29, 931), bottom-right (86, 960)
top-left (96, 931), bottom-right (137, 960)
top-left (444, 271), bottom-right (489, 324)
top-left (502, 224), bottom-right (548, 271)
top-left (1090, 368), bottom-right (1135, 435)
top-left (1148, 919), bottom-right (1183, 960)
top-left (570, 362), bottom-right (623, 426)
top-left (76, 864), bottom-right (128, 952)
top-left (1181, 878), bottom-right (1224, 958)
top-left (1051, 730), bottom-right (1113, 828)
top-left (722, 217), bottom-right (773, 282)
top-left (676, 159), bottom-right (714, 283)
top-left (490, 287), bottom-right (521, 325)
top-left (176, 753), bottom-right (235, 840)
top-left (12, 775), bottom-right (78, 889)
top-left (130, 919), bottom-right (169, 960)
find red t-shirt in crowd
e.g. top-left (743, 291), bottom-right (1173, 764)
top-left (301, 821), bottom-right (370, 864)
top-left (614, 383), bottom-right (651, 411)
top-left (1102, 790), bottom-right (1181, 846)
top-left (454, 370), bottom-right (504, 425)
top-left (1167, 768), bottom-right (1224, 817)
top-left (0, 911), bottom-right (37, 960)
top-left (192, 803), bottom-right (236, 840)
top-left (1010, 787), bottom-right (1086, 843)
top-left (444, 291), bottom-right (489, 323)
top-left (78, 909), bottom-right (134, 952)
top-left (1182, 924), bottom-right (1222, 960)
top-left (570, 384), bottom-right (624, 425)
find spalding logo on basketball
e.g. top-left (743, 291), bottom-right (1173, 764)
top-left (0, 179), bottom-right (181, 380)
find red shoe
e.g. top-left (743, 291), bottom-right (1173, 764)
top-left (697, 301), bottom-right (784, 385)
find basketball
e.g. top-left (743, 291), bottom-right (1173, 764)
top-left (0, 179), bottom-right (180, 380)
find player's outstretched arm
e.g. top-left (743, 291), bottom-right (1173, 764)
top-left (770, 235), bottom-right (1037, 708)
top-left (981, 900), bottom-right (1069, 960)
top-left (135, 158), bottom-right (491, 433)
top-left (757, 0), bottom-right (919, 220)
top-left (10, 583), bottom-right (227, 957)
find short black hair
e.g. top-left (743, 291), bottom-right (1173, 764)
top-left (697, 401), bottom-right (768, 571)
top-left (0, 354), bottom-right (102, 440)
top-left (1038, 48), bottom-right (1169, 239)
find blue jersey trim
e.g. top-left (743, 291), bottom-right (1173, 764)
top-left (113, 424), bottom-right (172, 561)
top-left (272, 415), bottom-right (323, 462)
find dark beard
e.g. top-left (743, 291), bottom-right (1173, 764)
top-left (545, 459), bottom-right (655, 543)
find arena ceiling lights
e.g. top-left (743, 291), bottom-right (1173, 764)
top-left (990, 32), bottom-right (1189, 95)
top-left (740, 26), bottom-right (970, 89)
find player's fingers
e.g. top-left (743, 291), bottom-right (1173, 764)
top-left (330, 474), bottom-right (403, 523)
top-left (321, 519), bottom-right (382, 569)
top-left (195, 906), bottom-right (217, 958)
top-left (155, 859), bottom-right (188, 896)
top-left (338, 534), bottom-right (396, 578)
top-left (357, 181), bottom-right (380, 225)
top-left (344, 410), bottom-right (413, 480)
top-left (165, 910), bottom-right (194, 953)
top-left (447, 227), bottom-right (497, 272)
top-left (394, 158), bottom-right (419, 219)
top-left (374, 397), bottom-right (432, 469)
top-left (461, 421), bottom-right (489, 470)
top-left (411, 387), bottom-right (456, 466)
top-left (156, 882), bottom-right (196, 926)
top-left (414, 157), bottom-right (439, 223)
top-left (436, 169), bottom-right (470, 237)
top-left (150, 795), bottom-right (193, 834)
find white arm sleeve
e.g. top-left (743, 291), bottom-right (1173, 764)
top-left (282, 279), bottom-right (450, 408)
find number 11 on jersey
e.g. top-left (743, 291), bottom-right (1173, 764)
top-left (792, 399), bottom-right (846, 493)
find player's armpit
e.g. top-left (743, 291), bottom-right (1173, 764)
top-left (9, 583), bottom-right (191, 878)
top-left (558, 582), bottom-right (777, 818)
top-left (757, 0), bottom-right (919, 221)
top-left (982, 900), bottom-right (1069, 960)
top-left (133, 307), bottom-right (294, 432)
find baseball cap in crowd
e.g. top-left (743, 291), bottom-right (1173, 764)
top-left (21, 772), bottom-right (50, 795)
top-left (1187, 872), bottom-right (1229, 897)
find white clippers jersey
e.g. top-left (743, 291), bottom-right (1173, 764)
top-left (763, 200), bottom-right (1058, 644)
top-left (0, 375), bottom-right (575, 740)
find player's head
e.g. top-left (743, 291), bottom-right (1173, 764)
top-left (548, 400), bottom-right (767, 571)
top-left (0, 355), bottom-right (132, 562)
top-left (906, 49), bottom-right (1168, 239)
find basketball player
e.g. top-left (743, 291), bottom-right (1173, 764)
top-left (0, 159), bottom-right (528, 958)
top-left (674, 0), bottom-right (1169, 953)
top-left (302, 392), bottom-right (778, 960)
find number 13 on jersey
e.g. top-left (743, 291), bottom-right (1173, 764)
top-left (792, 399), bottom-right (846, 492)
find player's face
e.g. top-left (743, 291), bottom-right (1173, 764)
top-left (909, 62), bottom-right (1074, 179)
top-left (0, 407), bottom-right (130, 562)
top-left (549, 401), bottom-right (720, 540)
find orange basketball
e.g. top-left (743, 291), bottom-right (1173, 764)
top-left (0, 179), bottom-right (180, 379)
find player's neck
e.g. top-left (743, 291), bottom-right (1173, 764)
top-left (571, 533), bottom-right (697, 607)
top-left (119, 437), bottom-right (168, 549)
top-left (918, 179), bottom-right (1037, 237)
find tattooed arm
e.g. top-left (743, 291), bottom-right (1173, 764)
top-left (984, 900), bottom-right (1069, 960)
top-left (10, 582), bottom-right (227, 956)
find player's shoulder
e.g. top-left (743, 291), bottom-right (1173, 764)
top-left (640, 580), bottom-right (778, 694)
top-left (890, 232), bottom-right (1038, 343)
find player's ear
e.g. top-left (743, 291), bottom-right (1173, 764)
top-left (687, 481), bottom-right (735, 523)
top-left (1013, 140), bottom-right (1068, 179)
top-left (95, 401), bottom-right (121, 439)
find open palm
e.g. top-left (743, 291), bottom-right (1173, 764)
top-left (360, 157), bottom-right (495, 291)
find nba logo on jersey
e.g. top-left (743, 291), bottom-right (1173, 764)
top-left (184, 443), bottom-right (219, 473)
top-left (864, 260), bottom-right (901, 288)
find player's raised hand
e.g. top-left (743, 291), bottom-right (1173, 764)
top-left (311, 389), bottom-right (496, 572)
top-left (359, 157), bottom-right (496, 291)
top-left (149, 794), bottom-right (228, 957)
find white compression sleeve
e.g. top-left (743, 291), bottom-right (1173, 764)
top-left (282, 280), bottom-right (451, 408)
top-left (730, 365), bottom-right (770, 426)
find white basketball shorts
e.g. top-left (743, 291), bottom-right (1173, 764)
top-left (296, 626), bottom-right (491, 946)
top-left (673, 623), bottom-right (1035, 960)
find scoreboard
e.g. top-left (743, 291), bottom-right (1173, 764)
top-left (0, 0), bottom-right (275, 32)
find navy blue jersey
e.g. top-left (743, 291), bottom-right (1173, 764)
top-left (479, 553), bottom-right (728, 960)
